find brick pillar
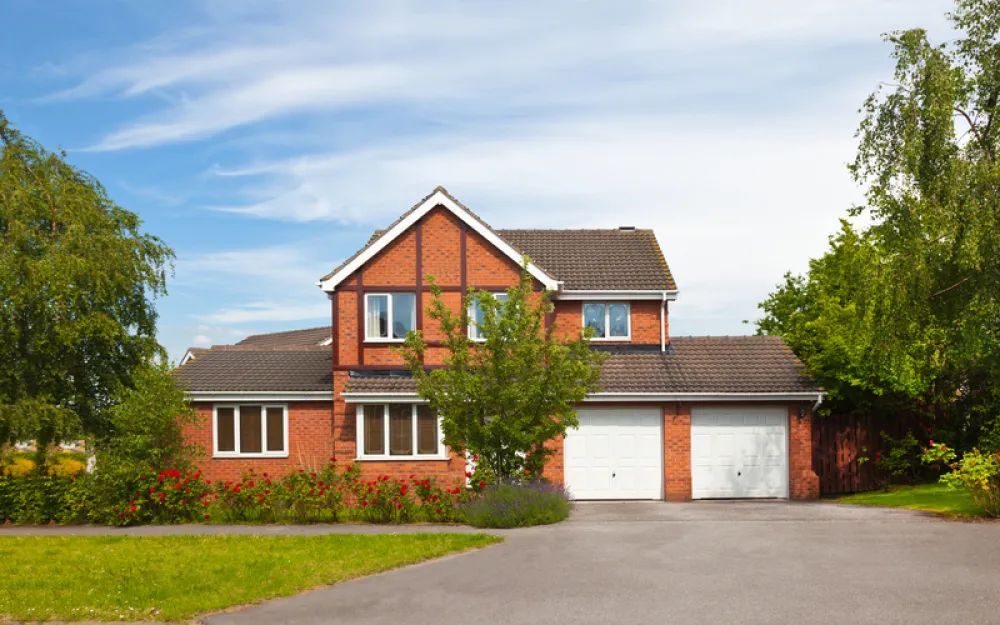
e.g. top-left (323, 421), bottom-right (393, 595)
top-left (333, 371), bottom-right (355, 464)
top-left (788, 404), bottom-right (820, 500)
top-left (541, 434), bottom-right (565, 485)
top-left (664, 403), bottom-right (691, 501)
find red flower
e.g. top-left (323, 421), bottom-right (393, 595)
top-left (473, 454), bottom-right (479, 461)
top-left (180, 500), bottom-right (187, 505)
top-left (119, 514), bottom-right (125, 519)
top-left (409, 474), bottom-right (415, 479)
top-left (396, 502), bottom-right (402, 510)
top-left (130, 505), bottom-right (137, 511)
top-left (298, 469), bottom-right (305, 473)
top-left (309, 490), bottom-right (315, 495)
top-left (929, 440), bottom-right (935, 445)
top-left (465, 471), bottom-right (473, 478)
top-left (479, 480), bottom-right (486, 489)
top-left (149, 487), bottom-right (156, 493)
top-left (204, 514), bottom-right (211, 520)
top-left (159, 492), bottom-right (166, 501)
top-left (129, 498), bottom-right (135, 504)
top-left (436, 507), bottom-right (442, 514)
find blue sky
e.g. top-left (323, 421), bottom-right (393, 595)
top-left (1, 0), bottom-right (953, 361)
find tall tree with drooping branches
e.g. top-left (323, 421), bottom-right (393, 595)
top-left (757, 0), bottom-right (1000, 451)
top-left (0, 113), bottom-right (174, 460)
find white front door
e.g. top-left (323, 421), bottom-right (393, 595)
top-left (564, 407), bottom-right (662, 500)
top-left (690, 406), bottom-right (788, 499)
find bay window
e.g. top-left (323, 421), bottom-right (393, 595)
top-left (214, 405), bottom-right (287, 458)
top-left (357, 404), bottom-right (445, 459)
top-left (365, 293), bottom-right (416, 341)
top-left (583, 302), bottom-right (630, 339)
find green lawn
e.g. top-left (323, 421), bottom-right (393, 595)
top-left (836, 482), bottom-right (988, 518)
top-left (0, 533), bottom-right (501, 622)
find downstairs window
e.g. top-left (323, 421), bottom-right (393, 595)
top-left (214, 405), bottom-right (288, 458)
top-left (356, 404), bottom-right (444, 459)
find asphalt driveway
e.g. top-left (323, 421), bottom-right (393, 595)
top-left (200, 501), bottom-right (1000, 625)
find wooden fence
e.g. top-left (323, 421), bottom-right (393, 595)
top-left (812, 412), bottom-right (922, 495)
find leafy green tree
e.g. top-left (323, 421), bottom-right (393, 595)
top-left (757, 0), bottom-right (1000, 449)
top-left (0, 113), bottom-right (174, 460)
top-left (400, 266), bottom-right (605, 480)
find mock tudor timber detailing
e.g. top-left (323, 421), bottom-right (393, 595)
top-left (174, 187), bottom-right (823, 499)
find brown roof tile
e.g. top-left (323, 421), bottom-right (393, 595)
top-left (236, 326), bottom-right (330, 347)
top-left (343, 336), bottom-right (817, 395)
top-left (173, 348), bottom-right (332, 393)
top-left (497, 229), bottom-right (676, 291)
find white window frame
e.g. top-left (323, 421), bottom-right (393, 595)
top-left (355, 404), bottom-right (447, 461)
top-left (582, 301), bottom-right (631, 340)
top-left (212, 404), bottom-right (289, 459)
top-left (364, 293), bottom-right (416, 343)
top-left (467, 292), bottom-right (509, 341)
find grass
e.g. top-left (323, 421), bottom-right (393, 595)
top-left (836, 482), bottom-right (988, 518)
top-left (0, 533), bottom-right (501, 622)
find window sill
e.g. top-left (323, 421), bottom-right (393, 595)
top-left (590, 337), bottom-right (632, 342)
top-left (213, 453), bottom-right (289, 459)
top-left (364, 338), bottom-right (407, 344)
top-left (355, 455), bottom-right (450, 462)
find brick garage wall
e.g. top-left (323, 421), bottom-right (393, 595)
top-left (788, 404), bottom-right (820, 500)
top-left (663, 402), bottom-right (692, 501)
top-left (184, 401), bottom-right (335, 482)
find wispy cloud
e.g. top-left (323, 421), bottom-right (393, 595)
top-left (49, 1), bottom-right (950, 151)
top-left (196, 301), bottom-right (330, 324)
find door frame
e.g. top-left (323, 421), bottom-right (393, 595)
top-left (689, 404), bottom-right (790, 500)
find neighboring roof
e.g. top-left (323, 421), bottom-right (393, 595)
top-left (343, 336), bottom-right (818, 395)
top-left (318, 187), bottom-right (559, 291)
top-left (236, 326), bottom-right (331, 348)
top-left (173, 347), bottom-right (332, 393)
top-left (497, 229), bottom-right (676, 291)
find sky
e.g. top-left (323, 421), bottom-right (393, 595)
top-left (0, 0), bottom-right (955, 362)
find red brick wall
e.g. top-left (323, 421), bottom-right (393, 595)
top-left (184, 401), bottom-right (334, 482)
top-left (788, 404), bottom-right (820, 500)
top-left (663, 403), bottom-right (692, 501)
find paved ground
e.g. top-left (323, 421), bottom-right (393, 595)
top-left (5, 502), bottom-right (1000, 624)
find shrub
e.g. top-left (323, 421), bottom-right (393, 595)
top-left (461, 480), bottom-right (571, 528)
top-left (0, 467), bottom-right (86, 524)
top-left (923, 442), bottom-right (1000, 517)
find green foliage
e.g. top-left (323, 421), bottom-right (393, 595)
top-left (400, 264), bottom-right (605, 480)
top-left (0, 113), bottom-right (174, 455)
top-left (461, 480), bottom-right (571, 528)
top-left (0, 463), bottom-right (86, 524)
top-left (755, 1), bottom-right (1000, 450)
top-left (922, 442), bottom-right (1000, 517)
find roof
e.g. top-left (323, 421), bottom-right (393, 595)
top-left (236, 326), bottom-right (330, 348)
top-left (343, 336), bottom-right (818, 395)
top-left (319, 187), bottom-right (558, 290)
top-left (318, 187), bottom-right (675, 292)
top-left (497, 229), bottom-right (676, 291)
top-left (173, 347), bottom-right (332, 393)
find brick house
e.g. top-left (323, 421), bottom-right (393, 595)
top-left (176, 187), bottom-right (823, 500)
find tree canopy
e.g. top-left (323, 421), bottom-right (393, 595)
top-left (0, 113), bottom-right (174, 454)
top-left (756, 0), bottom-right (1000, 451)
top-left (400, 267), bottom-right (605, 480)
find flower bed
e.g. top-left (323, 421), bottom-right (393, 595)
top-left (1, 457), bottom-right (572, 527)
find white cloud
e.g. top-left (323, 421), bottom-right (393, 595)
top-left (52, 0), bottom-right (952, 150)
top-left (192, 334), bottom-right (212, 346)
top-left (197, 301), bottom-right (330, 324)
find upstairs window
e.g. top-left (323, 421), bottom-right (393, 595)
top-left (214, 405), bottom-right (287, 458)
top-left (365, 293), bottom-right (416, 341)
top-left (468, 292), bottom-right (509, 340)
top-left (583, 302), bottom-right (630, 339)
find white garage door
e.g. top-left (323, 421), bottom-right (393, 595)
top-left (564, 407), bottom-right (662, 500)
top-left (691, 406), bottom-right (788, 499)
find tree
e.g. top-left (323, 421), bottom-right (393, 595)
top-left (0, 113), bottom-right (174, 460)
top-left (400, 266), bottom-right (605, 480)
top-left (756, 0), bottom-right (1000, 450)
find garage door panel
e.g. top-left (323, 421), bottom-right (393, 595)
top-left (565, 407), bottom-right (662, 500)
top-left (692, 406), bottom-right (789, 499)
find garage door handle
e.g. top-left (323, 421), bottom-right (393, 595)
top-left (612, 471), bottom-right (616, 478)
top-left (737, 471), bottom-right (741, 477)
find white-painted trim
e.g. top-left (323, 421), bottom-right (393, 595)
top-left (212, 404), bottom-right (289, 459)
top-left (355, 403), bottom-right (447, 460)
top-left (660, 292), bottom-right (666, 353)
top-left (557, 290), bottom-right (679, 301)
top-left (319, 337), bottom-right (333, 346)
top-left (342, 391), bottom-right (825, 403)
top-left (319, 190), bottom-right (559, 292)
top-left (364, 292), bottom-right (416, 342)
top-left (190, 392), bottom-right (332, 402)
top-left (583, 301), bottom-right (631, 341)
top-left (179, 349), bottom-right (200, 366)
